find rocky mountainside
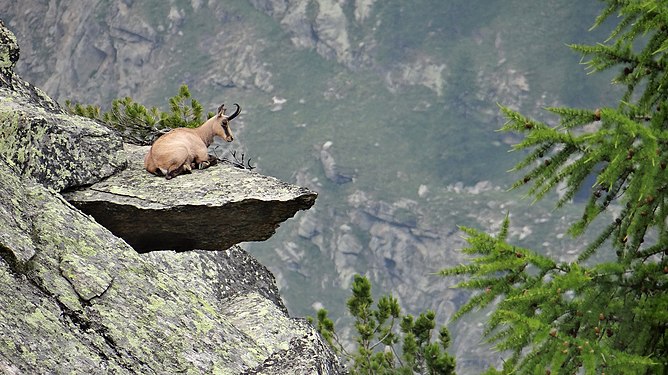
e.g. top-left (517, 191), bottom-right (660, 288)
top-left (2, 1), bottom-right (618, 372)
top-left (0, 21), bottom-right (341, 374)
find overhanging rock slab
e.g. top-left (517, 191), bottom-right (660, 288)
top-left (63, 144), bottom-right (317, 252)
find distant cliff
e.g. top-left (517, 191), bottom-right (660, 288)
top-left (0, 21), bottom-right (342, 374)
top-left (1, 0), bottom-right (455, 106)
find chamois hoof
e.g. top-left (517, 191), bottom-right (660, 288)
top-left (207, 155), bottom-right (218, 166)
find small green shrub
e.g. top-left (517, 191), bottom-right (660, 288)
top-left (312, 274), bottom-right (456, 374)
top-left (65, 84), bottom-right (211, 145)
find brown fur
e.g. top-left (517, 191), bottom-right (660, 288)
top-left (144, 104), bottom-right (240, 179)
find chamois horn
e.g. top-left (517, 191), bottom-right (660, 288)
top-left (226, 103), bottom-right (241, 120)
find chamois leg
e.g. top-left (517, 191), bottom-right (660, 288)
top-left (166, 167), bottom-right (181, 180)
top-left (193, 160), bottom-right (208, 170)
top-left (166, 163), bottom-right (192, 180)
top-left (190, 145), bottom-right (215, 170)
top-left (194, 154), bottom-right (218, 170)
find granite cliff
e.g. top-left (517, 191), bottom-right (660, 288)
top-left (0, 21), bottom-right (342, 374)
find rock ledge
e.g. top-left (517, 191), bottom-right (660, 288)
top-left (64, 144), bottom-right (317, 252)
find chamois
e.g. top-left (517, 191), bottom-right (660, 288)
top-left (144, 103), bottom-right (241, 179)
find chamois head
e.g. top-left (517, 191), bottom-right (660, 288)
top-left (214, 103), bottom-right (241, 142)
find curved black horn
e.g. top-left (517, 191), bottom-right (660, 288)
top-left (226, 103), bottom-right (241, 120)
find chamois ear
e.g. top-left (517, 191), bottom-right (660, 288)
top-left (216, 104), bottom-right (225, 117)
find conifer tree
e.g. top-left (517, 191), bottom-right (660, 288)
top-left (441, 1), bottom-right (667, 374)
top-left (65, 84), bottom-right (209, 145)
top-left (314, 274), bottom-right (456, 374)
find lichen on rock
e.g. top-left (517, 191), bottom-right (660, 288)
top-left (0, 19), bottom-right (19, 74)
top-left (0, 100), bottom-right (126, 191)
top-left (0, 161), bottom-right (333, 372)
top-left (0, 21), bottom-right (125, 191)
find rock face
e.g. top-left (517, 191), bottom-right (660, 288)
top-left (0, 22), bottom-right (341, 374)
top-left (2, 0), bottom-right (450, 107)
top-left (64, 144), bottom-right (317, 252)
top-left (1, 2), bottom-right (277, 106)
top-left (0, 20), bottom-right (126, 192)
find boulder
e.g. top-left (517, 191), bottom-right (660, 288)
top-left (319, 142), bottom-right (354, 185)
top-left (63, 144), bottom-right (318, 252)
